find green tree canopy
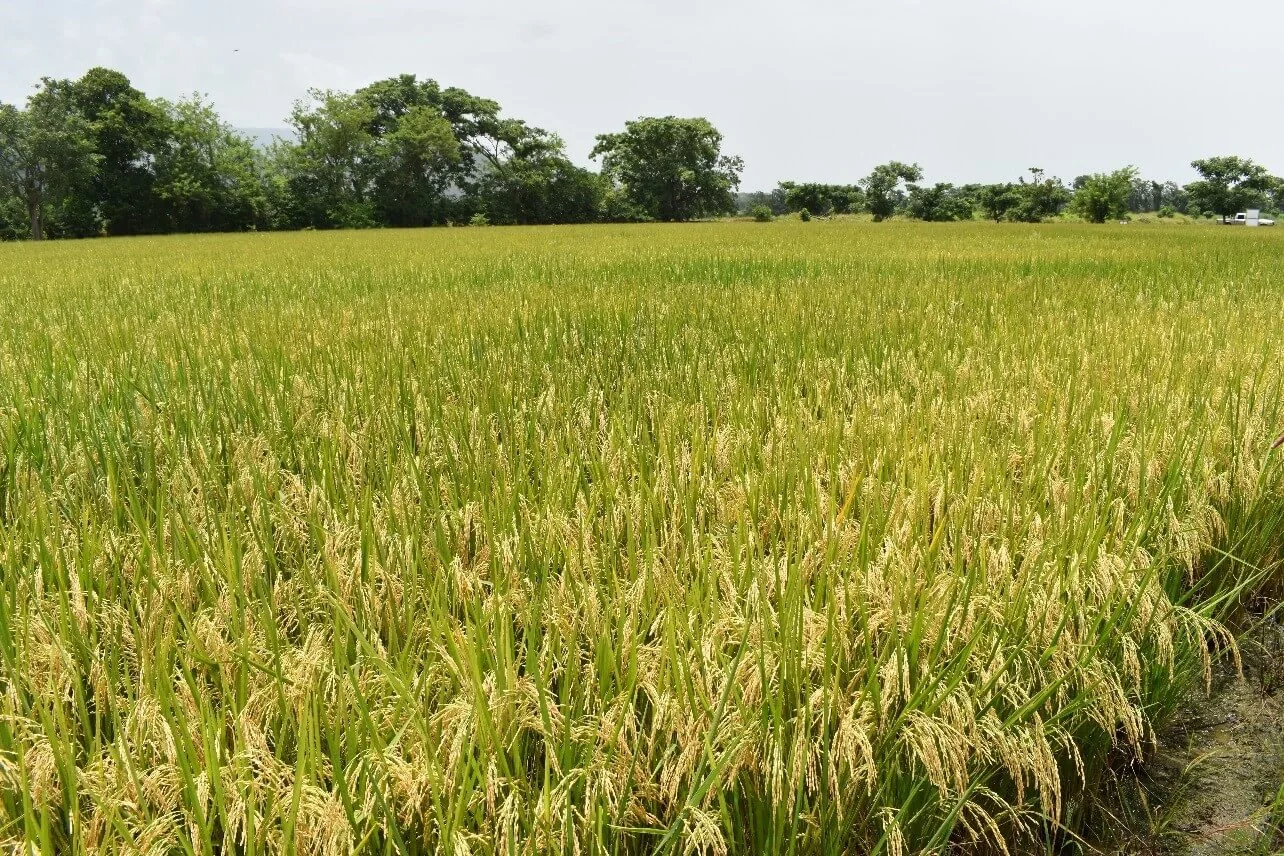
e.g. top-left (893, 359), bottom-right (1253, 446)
top-left (1008, 168), bottom-right (1070, 222)
top-left (284, 89), bottom-right (381, 228)
top-left (591, 117), bottom-right (743, 222)
top-left (0, 88), bottom-right (98, 240)
top-left (976, 184), bottom-right (1022, 222)
top-left (1185, 156), bottom-right (1274, 222)
top-left (67, 67), bottom-right (171, 235)
top-left (281, 74), bottom-right (597, 229)
top-left (1070, 167), bottom-right (1137, 223)
top-left (777, 182), bottom-right (864, 216)
top-left (153, 95), bottom-right (267, 232)
top-left (861, 162), bottom-right (923, 222)
top-left (905, 182), bottom-right (974, 222)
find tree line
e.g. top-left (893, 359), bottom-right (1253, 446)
top-left (2, 67), bottom-right (1281, 240)
top-left (0, 68), bottom-right (741, 239)
top-left (743, 158), bottom-right (1284, 224)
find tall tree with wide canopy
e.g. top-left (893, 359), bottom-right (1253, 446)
top-left (153, 95), bottom-right (268, 232)
top-left (354, 75), bottom-right (471, 225)
top-left (1185, 156), bottom-right (1274, 222)
top-left (66, 68), bottom-right (171, 235)
top-left (591, 117), bottom-right (743, 222)
top-left (283, 89), bottom-right (381, 228)
top-left (0, 89), bottom-right (97, 240)
top-left (861, 161), bottom-right (923, 222)
top-left (282, 74), bottom-right (595, 228)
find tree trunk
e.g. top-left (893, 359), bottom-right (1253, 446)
top-left (28, 201), bottom-right (42, 241)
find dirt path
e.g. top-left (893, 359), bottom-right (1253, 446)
top-left (1139, 624), bottom-right (1284, 855)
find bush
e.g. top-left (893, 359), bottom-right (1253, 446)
top-left (1069, 168), bottom-right (1136, 224)
top-left (906, 183), bottom-right (975, 222)
top-left (750, 205), bottom-right (773, 222)
top-left (1158, 205), bottom-right (1176, 219)
top-left (469, 213), bottom-right (490, 227)
top-left (799, 208), bottom-right (812, 222)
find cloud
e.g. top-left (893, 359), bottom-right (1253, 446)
top-left (519, 20), bottom-right (556, 42)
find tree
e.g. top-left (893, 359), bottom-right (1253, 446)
top-left (1162, 181), bottom-right (1190, 214)
top-left (0, 89), bottom-right (97, 240)
top-left (861, 161), bottom-right (922, 222)
top-left (283, 89), bottom-right (381, 228)
top-left (905, 182), bottom-right (974, 221)
top-left (1185, 156), bottom-right (1274, 223)
top-left (1070, 168), bottom-right (1137, 223)
top-left (477, 144), bottom-right (606, 225)
top-left (355, 75), bottom-right (478, 225)
top-left (976, 183), bottom-right (1022, 222)
top-left (278, 74), bottom-right (603, 229)
top-left (1268, 176), bottom-right (1284, 216)
top-left (370, 104), bottom-right (462, 226)
top-left (153, 95), bottom-right (267, 232)
top-left (590, 117), bottom-right (743, 222)
top-left (737, 188), bottom-right (788, 216)
top-left (66, 68), bottom-right (171, 235)
top-left (777, 182), bottom-right (864, 216)
top-left (1010, 168), bottom-right (1070, 222)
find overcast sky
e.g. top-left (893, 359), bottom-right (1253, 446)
top-left (2, 0), bottom-right (1280, 189)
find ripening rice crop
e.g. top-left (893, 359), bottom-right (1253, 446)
top-left (0, 221), bottom-right (1282, 855)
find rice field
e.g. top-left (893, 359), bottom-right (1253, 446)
top-left (1, 221), bottom-right (1283, 855)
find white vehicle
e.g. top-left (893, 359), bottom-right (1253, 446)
top-left (1224, 211), bottom-right (1276, 226)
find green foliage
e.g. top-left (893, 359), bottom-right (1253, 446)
top-left (977, 183), bottom-right (1022, 222)
top-left (153, 95), bottom-right (267, 232)
top-left (66, 67), bottom-right (171, 235)
top-left (281, 74), bottom-right (607, 230)
top-left (1071, 167), bottom-right (1138, 223)
top-left (0, 193), bottom-right (26, 240)
top-left (5, 65), bottom-right (1284, 243)
top-left (591, 116), bottom-right (743, 221)
top-left (0, 85), bottom-right (99, 240)
top-left (1158, 205), bottom-right (1176, 219)
top-left (973, 174), bottom-right (1072, 224)
top-left (737, 188), bottom-right (788, 216)
top-left (476, 146), bottom-right (606, 226)
top-left (284, 89), bottom-right (381, 229)
top-left (1269, 176), bottom-right (1284, 216)
top-left (469, 212), bottom-right (490, 226)
top-left (861, 161), bottom-right (923, 221)
top-left (798, 208), bottom-right (812, 222)
top-left (778, 181), bottom-right (864, 216)
top-left (1186, 155), bottom-right (1274, 221)
top-left (750, 204), bottom-right (773, 222)
top-left (1009, 168), bottom-right (1071, 222)
top-left (905, 182), bottom-right (974, 221)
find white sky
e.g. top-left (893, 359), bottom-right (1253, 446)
top-left (2, 0), bottom-right (1280, 189)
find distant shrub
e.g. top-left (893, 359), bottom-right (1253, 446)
top-left (750, 205), bottom-right (773, 222)
top-left (469, 213), bottom-right (490, 227)
top-left (1157, 206), bottom-right (1176, 219)
top-left (799, 208), bottom-right (812, 222)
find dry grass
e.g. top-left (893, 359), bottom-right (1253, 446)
top-left (0, 220), bottom-right (1282, 854)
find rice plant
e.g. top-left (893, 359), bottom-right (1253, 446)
top-left (0, 221), bottom-right (1282, 854)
